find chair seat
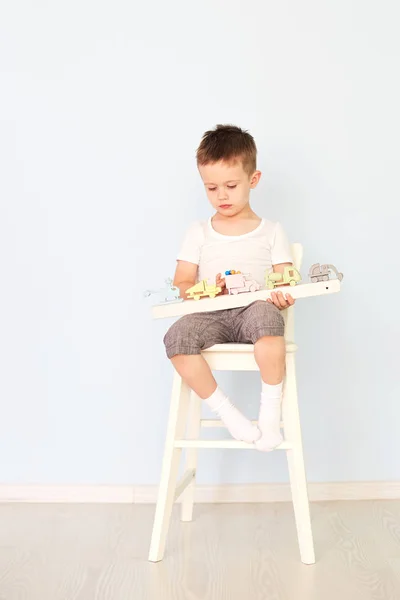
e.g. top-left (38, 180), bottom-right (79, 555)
top-left (202, 342), bottom-right (297, 353)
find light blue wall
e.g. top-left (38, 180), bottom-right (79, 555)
top-left (1, 0), bottom-right (398, 485)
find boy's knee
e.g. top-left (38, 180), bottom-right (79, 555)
top-left (245, 301), bottom-right (285, 342)
top-left (163, 317), bottom-right (201, 359)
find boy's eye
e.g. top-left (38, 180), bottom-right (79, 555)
top-left (227, 185), bottom-right (237, 189)
top-left (208, 187), bottom-right (217, 192)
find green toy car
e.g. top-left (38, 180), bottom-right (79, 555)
top-left (265, 266), bottom-right (302, 289)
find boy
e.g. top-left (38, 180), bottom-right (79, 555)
top-left (164, 125), bottom-right (295, 451)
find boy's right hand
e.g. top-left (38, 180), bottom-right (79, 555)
top-left (216, 273), bottom-right (228, 295)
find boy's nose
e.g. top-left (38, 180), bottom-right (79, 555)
top-left (217, 187), bottom-right (228, 200)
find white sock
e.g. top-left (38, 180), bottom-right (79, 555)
top-left (255, 381), bottom-right (284, 451)
top-left (205, 387), bottom-right (261, 444)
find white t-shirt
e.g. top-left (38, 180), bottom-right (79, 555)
top-left (177, 217), bottom-right (293, 286)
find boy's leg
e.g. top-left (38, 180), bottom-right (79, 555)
top-left (170, 354), bottom-right (216, 399)
top-left (254, 335), bottom-right (285, 384)
top-left (164, 312), bottom-right (261, 443)
top-left (254, 335), bottom-right (285, 450)
top-left (234, 301), bottom-right (286, 450)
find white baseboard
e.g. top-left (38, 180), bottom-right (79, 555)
top-left (1, 482), bottom-right (400, 504)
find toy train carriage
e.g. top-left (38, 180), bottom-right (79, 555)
top-left (186, 280), bottom-right (222, 300)
top-left (308, 263), bottom-right (343, 282)
top-left (265, 266), bottom-right (302, 289)
top-left (224, 271), bottom-right (260, 295)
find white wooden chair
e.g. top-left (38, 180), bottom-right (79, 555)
top-left (148, 243), bottom-right (315, 564)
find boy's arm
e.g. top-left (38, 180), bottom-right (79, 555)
top-left (173, 260), bottom-right (198, 300)
top-left (273, 262), bottom-right (292, 275)
top-left (174, 261), bottom-right (227, 300)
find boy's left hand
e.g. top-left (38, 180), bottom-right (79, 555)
top-left (216, 273), bottom-right (229, 295)
top-left (267, 290), bottom-right (295, 310)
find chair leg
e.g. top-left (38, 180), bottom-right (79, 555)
top-left (181, 392), bottom-right (202, 522)
top-left (283, 353), bottom-right (315, 565)
top-left (148, 372), bottom-right (191, 562)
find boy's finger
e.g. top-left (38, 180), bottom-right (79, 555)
top-left (271, 294), bottom-right (281, 308)
top-left (285, 294), bottom-right (295, 306)
top-left (276, 291), bottom-right (287, 308)
top-left (270, 295), bottom-right (280, 308)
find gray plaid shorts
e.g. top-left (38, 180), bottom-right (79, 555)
top-left (164, 300), bottom-right (285, 359)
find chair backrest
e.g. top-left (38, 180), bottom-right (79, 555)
top-left (283, 243), bottom-right (303, 343)
top-left (291, 243), bottom-right (303, 272)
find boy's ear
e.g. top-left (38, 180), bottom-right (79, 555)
top-left (249, 170), bottom-right (262, 188)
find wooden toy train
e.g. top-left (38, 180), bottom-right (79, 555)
top-left (146, 264), bottom-right (343, 303)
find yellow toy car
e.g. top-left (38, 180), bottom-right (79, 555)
top-left (265, 266), bottom-right (302, 289)
top-left (186, 280), bottom-right (222, 300)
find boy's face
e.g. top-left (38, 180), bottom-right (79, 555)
top-left (198, 160), bottom-right (261, 218)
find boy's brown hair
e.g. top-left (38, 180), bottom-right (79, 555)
top-left (196, 124), bottom-right (257, 176)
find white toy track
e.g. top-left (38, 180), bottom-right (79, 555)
top-left (151, 279), bottom-right (341, 320)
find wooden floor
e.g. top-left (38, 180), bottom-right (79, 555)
top-left (1, 500), bottom-right (400, 599)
